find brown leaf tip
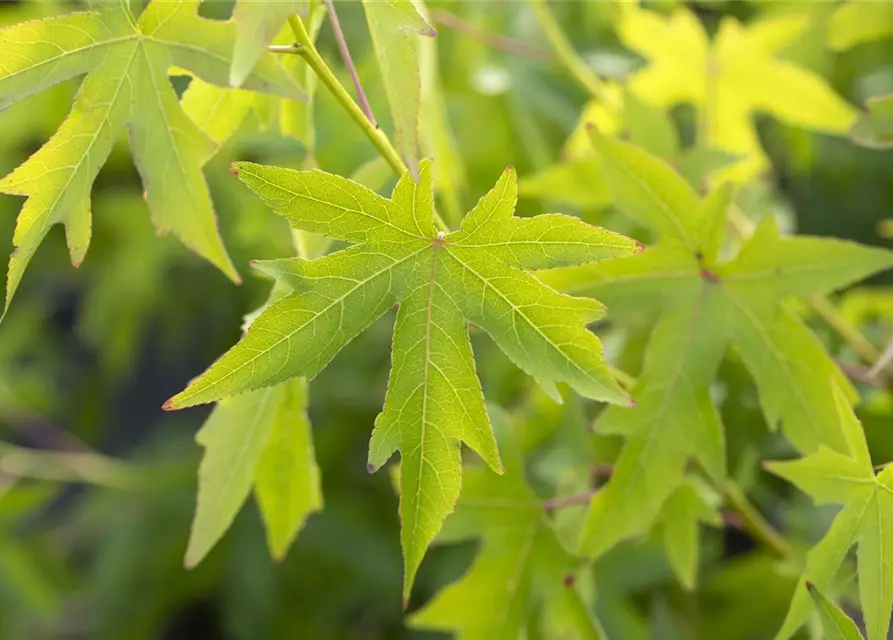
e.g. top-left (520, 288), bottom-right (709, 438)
top-left (402, 597), bottom-right (409, 612)
top-left (366, 463), bottom-right (377, 474)
top-left (228, 164), bottom-right (240, 179)
top-left (635, 240), bottom-right (646, 254)
top-left (161, 398), bottom-right (176, 411)
top-left (805, 580), bottom-right (816, 592)
top-left (563, 573), bottom-right (575, 588)
top-left (627, 397), bottom-right (638, 408)
top-left (585, 121), bottom-right (599, 133)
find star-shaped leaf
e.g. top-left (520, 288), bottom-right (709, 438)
top-left (164, 158), bottom-right (638, 599)
top-left (0, 0), bottom-right (305, 313)
top-left (539, 131), bottom-right (893, 562)
top-left (410, 406), bottom-right (608, 640)
top-left (767, 383), bottom-right (891, 640)
top-left (618, 4), bottom-right (857, 181)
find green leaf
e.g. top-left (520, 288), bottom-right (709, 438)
top-left (362, 0), bottom-right (436, 175)
top-left (538, 132), bottom-right (893, 564)
top-left (253, 378), bottom-right (322, 560)
top-left (231, 0), bottom-right (306, 87)
top-left (850, 93), bottom-right (893, 150)
top-left (185, 378), bottom-right (321, 568)
top-left (166, 159), bottom-right (638, 599)
top-left (767, 384), bottom-right (891, 640)
top-left (618, 4), bottom-right (857, 181)
top-left (826, 0), bottom-right (893, 52)
top-left (0, 0), bottom-right (305, 314)
top-left (410, 407), bottom-right (608, 640)
top-left (659, 477), bottom-right (722, 590)
top-left (807, 583), bottom-right (865, 640)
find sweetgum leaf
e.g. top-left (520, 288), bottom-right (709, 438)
top-left (539, 131), bottom-right (893, 564)
top-left (618, 4), bottom-right (857, 181)
top-left (410, 407), bottom-right (608, 640)
top-left (768, 385), bottom-right (890, 640)
top-left (0, 0), bottom-right (304, 314)
top-left (166, 159), bottom-right (638, 599)
top-left (185, 378), bottom-right (321, 568)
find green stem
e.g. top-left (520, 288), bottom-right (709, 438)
top-left (289, 15), bottom-right (404, 176)
top-left (723, 481), bottom-right (792, 558)
top-left (288, 14), bottom-right (448, 232)
top-left (0, 444), bottom-right (136, 489)
top-left (528, 0), bottom-right (605, 98)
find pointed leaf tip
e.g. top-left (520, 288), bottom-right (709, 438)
top-left (563, 573), bottom-right (575, 588)
top-left (229, 164), bottom-right (240, 179)
top-left (366, 463), bottom-right (377, 474)
top-left (162, 398), bottom-right (176, 411)
top-left (635, 240), bottom-right (646, 253)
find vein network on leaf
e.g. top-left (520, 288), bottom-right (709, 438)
top-left (165, 157), bottom-right (640, 601)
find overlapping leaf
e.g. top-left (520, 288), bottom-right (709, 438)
top-left (411, 407), bottom-right (607, 639)
top-left (768, 384), bottom-right (891, 640)
top-left (185, 376), bottom-right (322, 567)
top-left (539, 131), bottom-right (893, 563)
top-left (0, 0), bottom-right (304, 313)
top-left (164, 158), bottom-right (638, 599)
top-left (616, 3), bottom-right (857, 181)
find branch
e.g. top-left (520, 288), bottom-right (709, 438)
top-left (323, 0), bottom-right (377, 127)
top-left (543, 489), bottom-right (596, 511)
top-left (722, 481), bottom-right (792, 558)
top-left (528, 0), bottom-right (605, 98)
top-left (430, 8), bottom-right (549, 60)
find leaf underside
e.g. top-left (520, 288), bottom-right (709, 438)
top-left (166, 157), bottom-right (639, 599)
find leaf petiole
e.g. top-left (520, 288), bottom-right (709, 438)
top-left (287, 13), bottom-right (448, 232)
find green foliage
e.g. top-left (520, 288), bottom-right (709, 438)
top-left (768, 384), bottom-right (893, 640)
top-left (540, 129), bottom-right (893, 568)
top-left (1, 1), bottom-right (893, 638)
top-left (411, 407), bottom-right (607, 639)
top-left (0, 0), bottom-right (304, 313)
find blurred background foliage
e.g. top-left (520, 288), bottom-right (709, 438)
top-left (0, 0), bottom-right (891, 638)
